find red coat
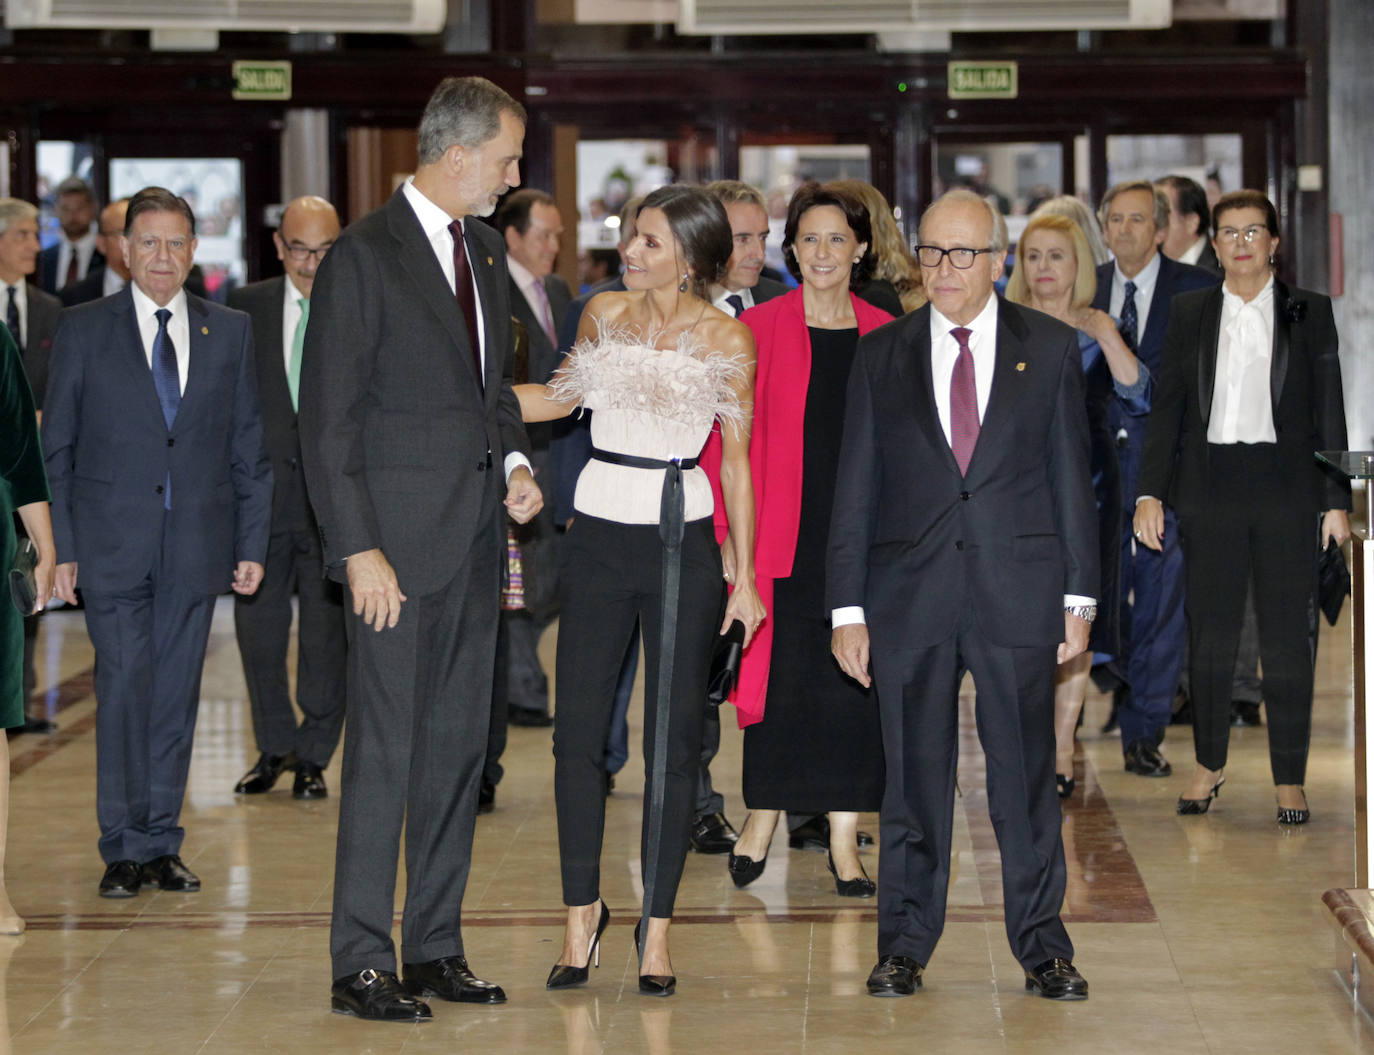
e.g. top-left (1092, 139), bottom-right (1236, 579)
top-left (701, 287), bottom-right (894, 726)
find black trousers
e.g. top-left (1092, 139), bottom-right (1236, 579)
top-left (329, 506), bottom-right (500, 979)
top-left (233, 526), bottom-right (347, 767)
top-left (1179, 444), bottom-right (1318, 784)
top-left (553, 515), bottom-right (721, 916)
top-left (871, 609), bottom-right (1071, 971)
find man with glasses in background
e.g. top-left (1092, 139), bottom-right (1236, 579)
top-left (228, 196), bottom-right (348, 801)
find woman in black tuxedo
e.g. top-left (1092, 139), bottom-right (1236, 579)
top-left (1134, 189), bottom-right (1351, 824)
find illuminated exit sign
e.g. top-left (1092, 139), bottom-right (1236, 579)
top-left (947, 61), bottom-right (1018, 100)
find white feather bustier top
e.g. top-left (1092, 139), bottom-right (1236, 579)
top-left (551, 322), bottom-right (748, 525)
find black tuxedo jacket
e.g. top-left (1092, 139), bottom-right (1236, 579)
top-left (1137, 281), bottom-right (1350, 518)
top-left (827, 297), bottom-right (1097, 650)
top-left (42, 285), bottom-right (273, 593)
top-left (1092, 253), bottom-right (1218, 376)
top-left (38, 244), bottom-right (104, 294)
top-left (20, 282), bottom-right (61, 409)
top-left (226, 276), bottom-right (316, 534)
top-left (299, 187), bottom-right (530, 596)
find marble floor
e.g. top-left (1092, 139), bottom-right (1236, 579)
top-left (2, 591), bottom-right (1371, 1054)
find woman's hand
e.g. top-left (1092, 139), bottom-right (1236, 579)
top-left (1322, 509), bottom-right (1352, 549)
top-left (1072, 306), bottom-right (1117, 344)
top-left (1133, 497), bottom-right (1165, 552)
top-left (723, 579), bottom-right (767, 649)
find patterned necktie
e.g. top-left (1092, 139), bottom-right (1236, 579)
top-left (288, 298), bottom-right (308, 412)
top-left (530, 277), bottom-right (556, 344)
top-left (949, 326), bottom-right (979, 476)
top-left (1119, 279), bottom-right (1138, 351)
top-left (152, 308), bottom-right (180, 509)
top-left (448, 219), bottom-right (483, 389)
top-left (5, 286), bottom-right (21, 351)
top-left (65, 246), bottom-right (79, 288)
top-left (725, 294), bottom-right (745, 319)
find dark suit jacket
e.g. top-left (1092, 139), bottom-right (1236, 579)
top-left (1092, 254), bottom-right (1218, 377)
top-left (226, 276), bottom-right (316, 535)
top-left (21, 282), bottom-right (61, 409)
top-left (753, 276), bottom-right (789, 305)
top-left (1137, 281), bottom-right (1351, 518)
top-left (509, 272), bottom-right (572, 453)
top-left (41, 285), bottom-right (273, 594)
top-left (38, 244), bottom-right (104, 295)
top-left (298, 187), bottom-right (530, 597)
top-left (827, 297), bottom-right (1097, 650)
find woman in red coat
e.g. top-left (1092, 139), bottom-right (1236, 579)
top-left (720, 182), bottom-right (893, 895)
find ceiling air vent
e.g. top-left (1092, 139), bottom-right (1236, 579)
top-left (5, 0), bottom-right (447, 33)
top-left (678, 0), bottom-right (1172, 34)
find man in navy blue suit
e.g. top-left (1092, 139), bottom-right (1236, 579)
top-left (1092, 181), bottom-right (1217, 777)
top-left (43, 186), bottom-right (273, 899)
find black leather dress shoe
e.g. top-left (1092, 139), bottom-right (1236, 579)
top-left (141, 854), bottom-right (200, 892)
top-left (1123, 739), bottom-right (1172, 777)
top-left (234, 751), bottom-right (296, 794)
top-left (332, 969), bottom-right (432, 1021)
top-left (1024, 958), bottom-right (1088, 1000)
top-left (508, 707), bottom-right (554, 728)
top-left (1231, 701), bottom-right (1263, 727)
top-left (402, 956), bottom-right (506, 1004)
top-left (21, 715), bottom-right (56, 734)
top-left (867, 955), bottom-right (923, 996)
top-left (689, 811), bottom-right (738, 854)
top-left (99, 859), bottom-right (142, 898)
top-left (293, 761), bottom-right (327, 800)
top-left (477, 780), bottom-right (496, 814)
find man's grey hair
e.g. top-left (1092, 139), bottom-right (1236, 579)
top-left (1098, 180), bottom-right (1170, 232)
top-left (705, 180), bottom-right (766, 211)
top-left (417, 76), bottom-right (527, 167)
top-left (0, 198), bottom-right (38, 237)
top-left (919, 188), bottom-right (1007, 253)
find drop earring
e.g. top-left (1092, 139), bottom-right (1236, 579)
top-left (679, 273), bottom-right (689, 293)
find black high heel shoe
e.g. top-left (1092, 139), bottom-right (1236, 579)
top-left (633, 921), bottom-right (676, 997)
top-left (546, 901), bottom-right (610, 989)
top-left (1056, 774), bottom-right (1075, 799)
top-left (1176, 775), bottom-right (1225, 815)
top-left (826, 852), bottom-right (876, 898)
top-left (727, 849), bottom-right (766, 888)
top-left (1277, 788), bottom-right (1310, 825)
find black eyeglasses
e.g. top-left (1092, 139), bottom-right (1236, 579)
top-left (283, 243), bottom-right (333, 262)
top-left (914, 245), bottom-right (997, 270)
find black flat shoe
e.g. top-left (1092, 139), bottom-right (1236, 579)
top-left (547, 901), bottom-right (610, 989)
top-left (1277, 789), bottom-right (1310, 825)
top-left (633, 921), bottom-right (676, 997)
top-left (826, 852), bottom-right (875, 898)
top-left (727, 849), bottom-right (766, 888)
top-left (292, 761), bottom-right (328, 800)
top-left (1025, 958), bottom-right (1088, 1000)
top-left (234, 751), bottom-right (296, 794)
top-left (332, 968), bottom-right (432, 1021)
top-left (141, 853), bottom-right (201, 891)
top-left (402, 955), bottom-right (506, 1004)
top-left (866, 954), bottom-right (923, 996)
top-left (98, 859), bottom-right (142, 898)
top-left (1177, 776), bottom-right (1224, 815)
top-left (1056, 774), bottom-right (1075, 799)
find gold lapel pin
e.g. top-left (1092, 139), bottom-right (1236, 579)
top-left (202, 326), bottom-right (209, 335)
top-left (486, 255), bottom-right (494, 266)
top-left (1016, 361), bottom-right (1026, 372)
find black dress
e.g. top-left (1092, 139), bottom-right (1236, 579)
top-left (742, 327), bottom-right (885, 812)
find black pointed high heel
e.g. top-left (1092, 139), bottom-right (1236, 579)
top-left (546, 900), bottom-right (610, 989)
top-left (826, 852), bottom-right (876, 898)
top-left (633, 920), bottom-right (676, 997)
top-left (1277, 788), bottom-right (1310, 825)
top-left (1176, 775), bottom-right (1225, 815)
top-left (727, 849), bottom-right (766, 888)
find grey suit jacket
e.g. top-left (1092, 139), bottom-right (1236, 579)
top-left (21, 282), bottom-right (61, 409)
top-left (298, 187), bottom-right (531, 596)
top-left (41, 285), bottom-right (273, 594)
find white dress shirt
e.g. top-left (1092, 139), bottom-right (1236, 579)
top-left (507, 255), bottom-right (554, 340)
top-left (1208, 277), bottom-right (1276, 445)
top-left (55, 230), bottom-right (98, 286)
top-left (281, 275), bottom-right (307, 376)
top-left (4, 279), bottom-right (28, 347)
top-left (102, 267), bottom-right (127, 298)
top-left (1177, 235), bottom-right (1208, 268)
top-left (1108, 250), bottom-right (1161, 344)
top-left (400, 178), bottom-right (530, 482)
top-left (130, 282), bottom-right (190, 396)
top-left (832, 293), bottom-right (1091, 629)
top-left (711, 285), bottom-right (755, 318)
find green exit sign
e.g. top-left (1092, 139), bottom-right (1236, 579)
top-left (232, 60), bottom-right (292, 101)
top-left (947, 61), bottom-right (1018, 100)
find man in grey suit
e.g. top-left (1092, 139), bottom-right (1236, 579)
top-left (228, 196), bottom-right (347, 801)
top-left (44, 186), bottom-right (273, 899)
top-left (300, 76), bottom-right (540, 1024)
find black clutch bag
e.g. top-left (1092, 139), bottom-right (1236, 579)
top-left (8, 537), bottom-right (37, 616)
top-left (1318, 537), bottom-right (1351, 627)
top-left (707, 619), bottom-right (746, 707)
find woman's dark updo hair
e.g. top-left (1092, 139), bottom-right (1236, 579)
top-left (782, 181), bottom-right (877, 290)
top-left (636, 184), bottom-right (731, 298)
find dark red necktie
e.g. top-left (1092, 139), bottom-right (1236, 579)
top-left (64, 248), bottom-right (79, 288)
top-left (950, 326), bottom-right (979, 475)
top-left (448, 219), bottom-right (483, 388)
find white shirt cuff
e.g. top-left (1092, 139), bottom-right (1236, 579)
top-left (1135, 495), bottom-right (1158, 506)
top-left (504, 452), bottom-right (532, 483)
top-left (1064, 594), bottom-right (1096, 607)
top-left (831, 606), bottom-right (866, 628)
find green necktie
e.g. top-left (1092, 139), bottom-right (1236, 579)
top-left (289, 298), bottom-right (309, 411)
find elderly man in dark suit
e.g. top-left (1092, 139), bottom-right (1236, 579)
top-left (228, 196), bottom-right (346, 801)
top-left (829, 188), bottom-right (1097, 1001)
top-left (1092, 181), bottom-right (1217, 778)
top-left (299, 76), bottom-right (540, 1024)
top-left (43, 186), bottom-right (273, 899)
top-left (37, 177), bottom-right (103, 294)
